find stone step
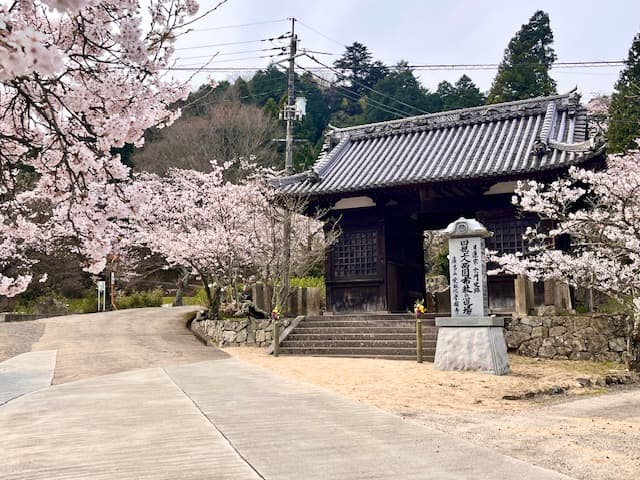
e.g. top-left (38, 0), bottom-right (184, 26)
top-left (306, 314), bottom-right (417, 321)
top-left (286, 333), bottom-right (437, 342)
top-left (277, 352), bottom-right (436, 361)
top-left (278, 346), bottom-right (434, 357)
top-left (293, 325), bottom-right (436, 333)
top-left (301, 319), bottom-right (437, 327)
top-left (281, 339), bottom-right (438, 349)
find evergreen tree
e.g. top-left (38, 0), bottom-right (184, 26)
top-left (487, 10), bottom-right (557, 104)
top-left (334, 42), bottom-right (388, 97)
top-left (434, 76), bottom-right (486, 112)
top-left (450, 75), bottom-right (486, 109)
top-left (608, 32), bottom-right (640, 153)
top-left (363, 61), bottom-right (438, 123)
top-left (248, 64), bottom-right (287, 106)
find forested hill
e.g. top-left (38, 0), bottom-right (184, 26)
top-left (132, 11), bottom-right (560, 175)
top-left (132, 57), bottom-right (486, 175)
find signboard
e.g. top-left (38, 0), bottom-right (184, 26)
top-left (449, 236), bottom-right (488, 317)
top-left (97, 281), bottom-right (106, 293)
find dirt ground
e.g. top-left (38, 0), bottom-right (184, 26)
top-left (228, 347), bottom-right (640, 480)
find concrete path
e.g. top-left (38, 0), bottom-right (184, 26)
top-left (0, 350), bottom-right (56, 405)
top-left (0, 309), bottom-right (578, 478)
top-left (15, 307), bottom-right (228, 384)
top-left (1, 356), bottom-right (573, 479)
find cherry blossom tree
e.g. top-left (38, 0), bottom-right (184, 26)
top-left (130, 161), bottom-right (335, 317)
top-left (131, 163), bottom-right (262, 316)
top-left (496, 152), bottom-right (640, 370)
top-left (0, 0), bottom-right (203, 297)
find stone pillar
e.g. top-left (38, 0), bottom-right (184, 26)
top-left (298, 287), bottom-right (306, 316)
top-left (306, 287), bottom-right (321, 315)
top-left (252, 282), bottom-right (265, 312)
top-left (514, 275), bottom-right (534, 316)
top-left (544, 279), bottom-right (556, 306)
top-left (543, 279), bottom-right (573, 313)
top-left (264, 284), bottom-right (273, 312)
top-left (434, 218), bottom-right (510, 375)
top-left (287, 287), bottom-right (299, 316)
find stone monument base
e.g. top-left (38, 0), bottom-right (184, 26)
top-left (434, 318), bottom-right (510, 375)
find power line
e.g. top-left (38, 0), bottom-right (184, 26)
top-left (296, 19), bottom-right (346, 49)
top-left (191, 18), bottom-right (287, 32)
top-left (175, 34), bottom-right (290, 51)
top-left (163, 61), bottom-right (626, 73)
top-left (176, 46), bottom-right (286, 61)
top-left (305, 53), bottom-right (431, 115)
top-left (294, 18), bottom-right (625, 70)
top-left (176, 53), bottom-right (287, 68)
top-left (296, 63), bottom-right (412, 119)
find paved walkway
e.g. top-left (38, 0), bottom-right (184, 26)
top-left (0, 309), bottom-right (576, 479)
top-left (0, 350), bottom-right (56, 405)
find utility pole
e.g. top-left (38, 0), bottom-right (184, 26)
top-left (285, 17), bottom-right (297, 175)
top-left (280, 18), bottom-right (297, 312)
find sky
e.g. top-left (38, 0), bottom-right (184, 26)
top-left (170, 0), bottom-right (640, 101)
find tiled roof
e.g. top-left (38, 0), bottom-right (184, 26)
top-left (277, 93), bottom-right (606, 196)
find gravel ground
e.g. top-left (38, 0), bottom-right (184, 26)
top-left (229, 347), bottom-right (640, 480)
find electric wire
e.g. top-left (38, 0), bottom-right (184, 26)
top-left (295, 63), bottom-right (412, 119)
top-left (305, 53), bottom-right (432, 115)
top-left (191, 18), bottom-right (288, 32)
top-left (176, 46), bottom-right (286, 62)
top-left (175, 34), bottom-right (291, 51)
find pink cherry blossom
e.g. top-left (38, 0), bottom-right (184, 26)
top-left (0, 1), bottom-right (199, 297)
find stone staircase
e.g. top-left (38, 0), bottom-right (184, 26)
top-left (278, 314), bottom-right (439, 361)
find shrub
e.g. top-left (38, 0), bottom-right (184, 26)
top-left (116, 289), bottom-right (164, 310)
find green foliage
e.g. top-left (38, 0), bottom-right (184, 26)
top-left (290, 276), bottom-right (325, 288)
top-left (608, 32), bottom-right (640, 153)
top-left (115, 289), bottom-right (164, 310)
top-left (487, 10), bottom-right (557, 103)
top-left (438, 75), bottom-right (486, 111)
top-left (431, 246), bottom-right (450, 280)
top-left (334, 42), bottom-right (389, 97)
top-left (363, 61), bottom-right (440, 123)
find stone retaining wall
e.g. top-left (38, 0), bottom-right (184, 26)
top-left (505, 315), bottom-right (628, 362)
top-left (192, 313), bottom-right (293, 347)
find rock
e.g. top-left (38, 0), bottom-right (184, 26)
top-left (576, 377), bottom-right (592, 387)
top-left (246, 331), bottom-right (255, 344)
top-left (586, 334), bottom-right (608, 353)
top-left (236, 329), bottom-right (248, 343)
top-left (570, 351), bottom-right (593, 361)
top-left (502, 394), bottom-right (521, 400)
top-left (531, 326), bottom-right (548, 338)
top-left (549, 326), bottom-right (567, 337)
top-left (518, 337), bottom-right (543, 357)
top-left (505, 331), bottom-right (530, 349)
top-left (537, 306), bottom-right (556, 316)
top-left (521, 317), bottom-right (543, 327)
top-left (255, 330), bottom-right (266, 343)
top-left (538, 343), bottom-right (557, 358)
top-left (608, 337), bottom-right (626, 352)
top-left (222, 330), bottom-right (236, 344)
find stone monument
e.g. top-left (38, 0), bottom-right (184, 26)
top-left (434, 217), bottom-right (510, 375)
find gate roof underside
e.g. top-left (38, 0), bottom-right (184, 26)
top-left (276, 92), bottom-right (606, 197)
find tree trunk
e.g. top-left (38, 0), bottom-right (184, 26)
top-left (172, 268), bottom-right (190, 307)
top-left (624, 313), bottom-right (640, 371)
